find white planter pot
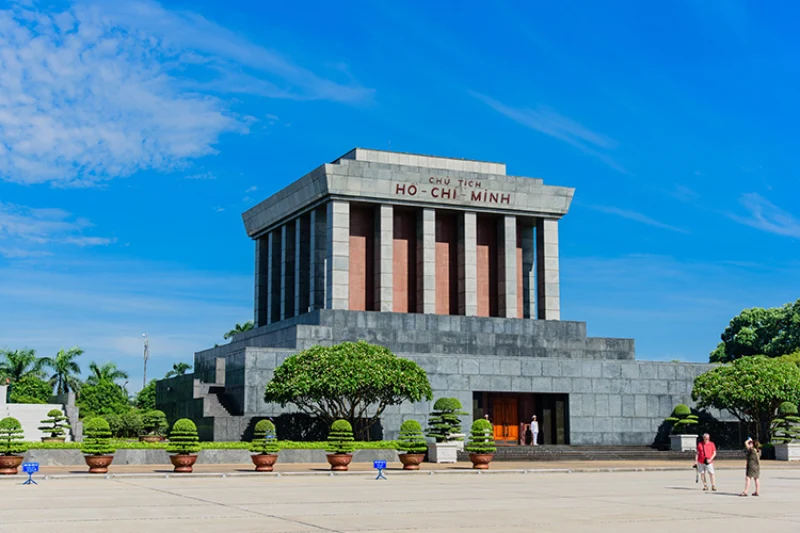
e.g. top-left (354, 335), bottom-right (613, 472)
top-left (774, 443), bottom-right (800, 461)
top-left (427, 442), bottom-right (459, 463)
top-left (449, 434), bottom-right (465, 452)
top-left (670, 434), bottom-right (698, 452)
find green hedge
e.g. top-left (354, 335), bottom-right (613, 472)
top-left (19, 440), bottom-right (399, 451)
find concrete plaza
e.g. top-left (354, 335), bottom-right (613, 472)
top-left (2, 466), bottom-right (800, 533)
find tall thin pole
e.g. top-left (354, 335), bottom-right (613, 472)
top-left (142, 333), bottom-right (149, 389)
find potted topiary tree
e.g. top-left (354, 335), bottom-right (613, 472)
top-left (38, 409), bottom-right (71, 443)
top-left (396, 419), bottom-right (427, 470)
top-left (140, 410), bottom-right (168, 443)
top-left (166, 418), bottom-right (201, 473)
top-left (465, 419), bottom-right (496, 469)
top-left (81, 417), bottom-right (116, 473)
top-left (665, 404), bottom-right (699, 451)
top-left (425, 397), bottom-right (467, 463)
top-left (0, 417), bottom-right (25, 475)
top-left (772, 401), bottom-right (800, 461)
top-left (249, 419), bottom-right (279, 471)
top-left (325, 419), bottom-right (355, 471)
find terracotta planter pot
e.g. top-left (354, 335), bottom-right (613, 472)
top-left (139, 435), bottom-right (161, 443)
top-left (41, 437), bottom-right (66, 443)
top-left (398, 453), bottom-right (425, 470)
top-left (170, 454), bottom-right (198, 473)
top-left (326, 453), bottom-right (353, 471)
top-left (468, 453), bottom-right (494, 470)
top-left (251, 453), bottom-right (279, 472)
top-left (84, 455), bottom-right (114, 474)
top-left (0, 455), bottom-right (23, 475)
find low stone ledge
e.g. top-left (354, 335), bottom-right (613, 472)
top-left (22, 448), bottom-right (399, 466)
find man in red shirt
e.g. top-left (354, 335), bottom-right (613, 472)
top-left (695, 433), bottom-right (717, 491)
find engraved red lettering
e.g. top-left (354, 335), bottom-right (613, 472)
top-left (489, 193), bottom-right (498, 203)
top-left (408, 185), bottom-right (418, 196)
top-left (431, 187), bottom-right (439, 198)
top-left (471, 190), bottom-right (482, 202)
top-left (500, 194), bottom-right (511, 204)
top-left (395, 184), bottom-right (406, 195)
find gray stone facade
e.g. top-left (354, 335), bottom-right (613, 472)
top-left (157, 310), bottom-right (713, 444)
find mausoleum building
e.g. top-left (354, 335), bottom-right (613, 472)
top-left (158, 149), bottom-right (712, 444)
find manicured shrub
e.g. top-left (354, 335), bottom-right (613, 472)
top-left (772, 402), bottom-right (800, 444)
top-left (426, 397), bottom-right (467, 442)
top-left (465, 419), bottom-right (496, 454)
top-left (249, 419), bottom-right (279, 454)
top-left (38, 409), bottom-right (70, 438)
top-left (665, 404), bottom-right (699, 434)
top-left (0, 417), bottom-right (24, 455)
top-left (326, 419), bottom-right (355, 454)
top-left (396, 419), bottom-right (427, 454)
top-left (166, 418), bottom-right (200, 455)
top-left (142, 410), bottom-right (168, 436)
top-left (81, 417), bottom-right (116, 456)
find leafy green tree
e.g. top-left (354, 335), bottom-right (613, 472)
top-left (0, 348), bottom-right (48, 382)
top-left (664, 404), bottom-right (699, 434)
top-left (224, 321), bottom-right (254, 340)
top-left (78, 380), bottom-right (130, 417)
top-left (249, 419), bottom-right (279, 454)
top-left (8, 375), bottom-right (52, 404)
top-left (165, 362), bottom-right (193, 378)
top-left (38, 409), bottom-right (70, 439)
top-left (46, 347), bottom-right (83, 394)
top-left (103, 410), bottom-right (143, 438)
top-left (465, 419), bottom-right (496, 454)
top-left (81, 418), bottom-right (115, 456)
top-left (264, 341), bottom-right (432, 433)
top-left (135, 379), bottom-right (157, 410)
top-left (710, 299), bottom-right (800, 362)
top-left (692, 355), bottom-right (800, 441)
top-left (86, 361), bottom-right (129, 386)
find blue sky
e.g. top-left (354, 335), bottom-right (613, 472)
top-left (1, 0), bottom-right (799, 391)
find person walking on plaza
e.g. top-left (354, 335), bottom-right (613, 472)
top-left (695, 433), bottom-right (717, 491)
top-left (530, 415), bottom-right (539, 446)
top-left (739, 438), bottom-right (761, 497)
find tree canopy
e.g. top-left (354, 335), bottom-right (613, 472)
top-left (0, 348), bottom-right (48, 383)
top-left (87, 361), bottom-right (129, 386)
top-left (692, 355), bottom-right (800, 442)
top-left (224, 321), bottom-right (254, 340)
top-left (165, 362), bottom-right (192, 378)
top-left (135, 379), bottom-right (157, 411)
top-left (78, 380), bottom-right (130, 417)
top-left (710, 299), bottom-right (800, 362)
top-left (264, 341), bottom-right (432, 432)
top-left (8, 375), bottom-right (52, 404)
top-left (47, 347), bottom-right (83, 394)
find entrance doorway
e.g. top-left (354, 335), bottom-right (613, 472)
top-left (472, 391), bottom-right (570, 445)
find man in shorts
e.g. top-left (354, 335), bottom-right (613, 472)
top-left (695, 433), bottom-right (717, 491)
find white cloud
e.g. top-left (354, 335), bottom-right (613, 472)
top-left (0, 202), bottom-right (114, 253)
top-left (245, 186), bottom-right (257, 193)
top-left (587, 205), bottom-right (689, 234)
top-left (728, 193), bottom-right (800, 239)
top-left (0, 1), bottom-right (371, 186)
top-left (470, 91), bottom-right (628, 174)
top-left (184, 172), bottom-right (216, 181)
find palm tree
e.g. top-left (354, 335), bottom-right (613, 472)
top-left (0, 349), bottom-right (48, 382)
top-left (86, 361), bottom-right (129, 386)
top-left (46, 347), bottom-right (83, 395)
top-left (165, 362), bottom-right (192, 378)
top-left (224, 321), bottom-right (254, 340)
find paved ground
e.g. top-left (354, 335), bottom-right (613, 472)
top-left (14, 458), bottom-right (800, 475)
top-left (1, 466), bottom-right (800, 533)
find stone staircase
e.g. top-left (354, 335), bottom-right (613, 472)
top-left (457, 445), bottom-right (744, 462)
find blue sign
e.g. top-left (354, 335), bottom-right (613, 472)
top-left (373, 460), bottom-right (387, 469)
top-left (22, 463), bottom-right (39, 474)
